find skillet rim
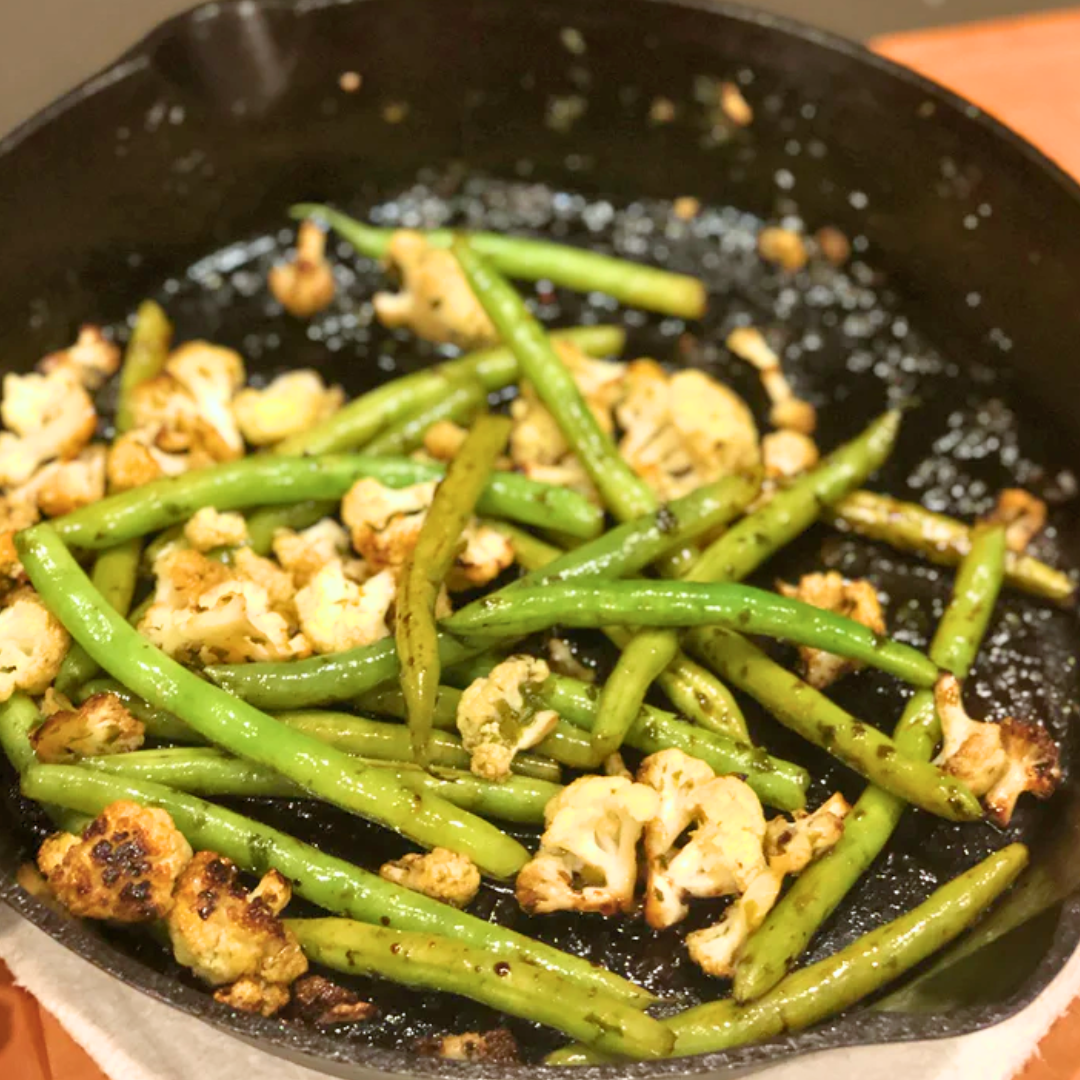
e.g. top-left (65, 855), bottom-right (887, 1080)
top-left (2, 0), bottom-right (1080, 1075)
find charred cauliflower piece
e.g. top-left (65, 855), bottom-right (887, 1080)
top-left (295, 562), bottom-right (396, 653)
top-left (33, 445), bottom-right (108, 518)
top-left (777, 572), bottom-right (885, 689)
top-left (726, 327), bottom-right (816, 434)
top-left (379, 848), bottom-right (481, 908)
top-left (31, 692), bottom-right (144, 764)
top-left (422, 419), bottom-right (468, 462)
top-left (933, 674), bottom-right (1060, 825)
top-left (168, 852), bottom-right (307, 1016)
top-left (342, 478), bottom-right (435, 571)
top-left (447, 522), bottom-right (514, 590)
top-left (183, 506), bottom-right (249, 552)
top-left (40, 326), bottom-right (120, 390)
top-left (986, 488), bottom-right (1048, 553)
top-left (418, 1029), bottom-right (520, 1063)
top-left (232, 370), bottom-right (343, 446)
top-left (516, 775), bottom-right (658, 915)
top-left (273, 517), bottom-right (354, 588)
top-left (764, 792), bottom-right (851, 876)
top-left (456, 655), bottom-right (560, 781)
top-left (290, 975), bottom-right (377, 1025)
top-left (762, 429), bottom-right (819, 481)
top-left (614, 359), bottom-right (760, 502)
top-left (373, 231), bottom-right (496, 347)
top-left (37, 801), bottom-right (193, 922)
top-left (0, 589), bottom-right (70, 701)
top-left (268, 221), bottom-right (337, 318)
top-left (106, 428), bottom-right (189, 492)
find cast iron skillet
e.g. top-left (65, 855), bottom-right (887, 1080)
top-left (3, 0), bottom-right (1080, 1075)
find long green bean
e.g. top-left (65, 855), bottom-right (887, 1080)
top-left (275, 325), bottom-right (624, 456)
top-left (365, 379), bottom-right (487, 456)
top-left (292, 204), bottom-right (706, 319)
top-left (288, 918), bottom-right (673, 1059)
top-left (50, 453), bottom-right (602, 548)
top-left (18, 525), bottom-right (529, 878)
top-left (733, 525), bottom-right (1008, 1001)
top-left (454, 239), bottom-right (656, 521)
top-left (20, 765), bottom-right (653, 1006)
top-left (115, 299), bottom-right (172, 435)
top-left (398, 415), bottom-right (511, 763)
top-left (0, 693), bottom-right (42, 776)
top-left (652, 652), bottom-right (748, 742)
top-left (547, 844), bottom-right (1028, 1063)
top-left (830, 490), bottom-right (1074, 602)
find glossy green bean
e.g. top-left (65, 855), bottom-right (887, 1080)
top-left (830, 490), bottom-right (1074, 602)
top-left (18, 525), bottom-right (529, 878)
top-left (246, 500), bottom-right (338, 556)
top-left (398, 415), bottom-right (511, 763)
top-left (20, 765), bottom-right (653, 1006)
top-left (732, 525), bottom-right (1008, 1002)
top-left (50, 453), bottom-right (602, 548)
top-left (653, 653), bottom-right (749, 743)
top-left (115, 300), bottom-right (172, 435)
top-left (292, 204), bottom-right (706, 319)
top-left (365, 379), bottom-right (487, 456)
top-left (0, 693), bottom-right (42, 776)
top-left (288, 918), bottom-right (673, 1059)
top-left (454, 239), bottom-right (656, 521)
top-left (275, 325), bottom-right (624, 455)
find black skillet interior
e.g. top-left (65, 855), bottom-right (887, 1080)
top-left (3, 0), bottom-right (1080, 1075)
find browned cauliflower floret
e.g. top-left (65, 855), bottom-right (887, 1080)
top-left (295, 562), bottom-right (396, 654)
top-left (289, 975), bottom-right (377, 1025)
top-left (614, 359), bottom-right (760, 501)
top-left (147, 547), bottom-right (233, 608)
top-left (379, 847), bottom-right (481, 908)
top-left (37, 801), bottom-right (193, 922)
top-left (762, 429), bottom-right (819, 480)
top-left (446, 522), bottom-right (514, 590)
top-left (373, 231), bottom-right (496, 347)
top-left (726, 327), bottom-right (817, 434)
top-left (757, 226), bottom-right (809, 272)
top-left (231, 547), bottom-right (297, 613)
top-left (105, 429), bottom-right (188, 492)
top-left (776, 572), bottom-right (885, 689)
top-left (933, 674), bottom-right (1061, 825)
top-left (456, 655), bottom-right (560, 781)
top-left (516, 775), bottom-right (658, 915)
top-left (0, 588), bottom-right (70, 701)
top-left (33, 445), bottom-right (108, 518)
top-left (417, 1029), bottom-right (520, 1063)
top-left (268, 221), bottom-right (337, 318)
top-left (0, 369), bottom-right (97, 486)
top-left (167, 851), bottom-right (307, 1013)
top-left (986, 488), bottom-right (1047, 553)
top-left (272, 517), bottom-right (354, 588)
top-left (39, 326), bottom-right (121, 390)
top-left (30, 692), bottom-right (144, 764)
top-left (0, 487), bottom-right (41, 579)
top-left (232, 370), bottom-right (343, 446)
top-left (183, 506), bottom-right (249, 552)
top-left (422, 419), bottom-right (469, 462)
top-left (214, 975), bottom-right (291, 1017)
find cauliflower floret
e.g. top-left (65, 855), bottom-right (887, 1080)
top-left (0, 487), bottom-right (41, 578)
top-left (342, 479), bottom-right (435, 570)
top-left (422, 419), bottom-right (469, 462)
top-left (290, 974), bottom-right (377, 1025)
top-left (379, 847), bottom-right (481, 908)
top-left (446, 522), bottom-right (514, 590)
top-left (763, 791), bottom-right (851, 876)
top-left (726, 327), bottom-right (816, 435)
top-left (295, 562), bottom-right (396, 653)
top-left (39, 326), bottom-right (120, 390)
top-left (231, 547), bottom-right (297, 613)
top-left (638, 747), bottom-right (717, 867)
top-left (268, 221), bottom-right (337, 318)
top-left (106, 428), bottom-right (189, 492)
top-left (33, 445), bottom-right (107, 518)
top-left (615, 359), bottom-right (760, 501)
top-left (0, 369), bottom-right (97, 486)
top-left (167, 851), bottom-right (307, 1009)
top-left (546, 637), bottom-right (596, 683)
top-left (776, 572), bottom-right (885, 689)
top-left (37, 801), bottom-right (193, 922)
top-left (603, 751), bottom-right (633, 780)
top-left (148, 547), bottom-right (234, 608)
top-left (183, 507), bottom-right (249, 552)
top-left (515, 775), bottom-right (659, 915)
top-left (986, 488), bottom-right (1047, 553)
top-left (232, 370), bottom-right (343, 446)
top-left (373, 231), bottom-right (496, 347)
top-left (30, 692), bottom-right (144, 764)
top-left (214, 975), bottom-right (291, 1017)
top-left (933, 674), bottom-right (1061, 825)
top-left (762, 429), bottom-right (819, 480)
top-left (0, 589), bottom-right (70, 701)
top-left (272, 517), bottom-right (354, 588)
top-left (418, 1030), bottom-right (520, 1063)
top-left (757, 226), bottom-right (809, 272)
top-left (456, 655), bottom-right (560, 781)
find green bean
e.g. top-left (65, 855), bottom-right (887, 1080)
top-left (830, 490), bottom-right (1074, 602)
top-left (687, 627), bottom-right (980, 821)
top-left (50, 453), bottom-right (602, 549)
top-left (733, 525), bottom-right (1008, 1001)
top-left (451, 580), bottom-right (939, 688)
top-left (652, 653), bottom-right (748, 743)
top-left (356, 684), bottom-right (462, 731)
top-left (541, 674), bottom-right (807, 811)
top-left (54, 537), bottom-right (143, 697)
top-left (20, 765), bottom-right (653, 1006)
top-left (0, 693), bottom-right (42, 776)
top-left (288, 917), bottom-right (673, 1059)
top-left (115, 300), bottom-right (172, 435)
top-left (18, 526), bottom-right (529, 878)
top-left (546, 844), bottom-right (1028, 1063)
top-left (293, 204), bottom-right (706, 319)
top-left (246, 500), bottom-right (338, 556)
top-left (454, 240), bottom-right (656, 521)
top-left (84, 748), bottom-right (560, 824)
top-left (275, 325), bottom-right (624, 456)
top-left (365, 379), bottom-right (487, 456)
top-left (399, 415), bottom-right (511, 763)
top-left (207, 474), bottom-right (759, 708)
